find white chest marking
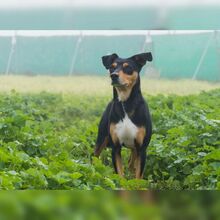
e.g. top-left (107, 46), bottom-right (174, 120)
top-left (114, 114), bottom-right (138, 148)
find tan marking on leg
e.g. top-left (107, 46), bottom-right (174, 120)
top-left (110, 123), bottom-right (123, 176)
top-left (94, 136), bottom-right (108, 157)
top-left (115, 153), bottom-right (124, 176)
top-left (136, 127), bottom-right (146, 146)
top-left (128, 149), bottom-right (137, 173)
top-left (133, 127), bottom-right (146, 179)
top-left (110, 123), bottom-right (118, 144)
top-left (135, 155), bottom-right (143, 179)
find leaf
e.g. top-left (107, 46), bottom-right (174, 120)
top-left (205, 150), bottom-right (220, 161)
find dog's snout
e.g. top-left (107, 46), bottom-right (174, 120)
top-left (111, 73), bottom-right (119, 80)
top-left (110, 72), bottom-right (120, 86)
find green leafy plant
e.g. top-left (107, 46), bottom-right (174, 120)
top-left (0, 89), bottom-right (219, 189)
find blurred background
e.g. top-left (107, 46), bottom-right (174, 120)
top-left (0, 191), bottom-right (219, 220)
top-left (0, 0), bottom-right (220, 29)
top-left (0, 0), bottom-right (220, 82)
top-left (1, 30), bottom-right (220, 81)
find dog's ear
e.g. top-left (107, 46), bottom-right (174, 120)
top-left (102, 53), bottom-right (118, 69)
top-left (130, 52), bottom-right (153, 68)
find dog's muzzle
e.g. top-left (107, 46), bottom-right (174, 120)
top-left (110, 72), bottom-right (120, 86)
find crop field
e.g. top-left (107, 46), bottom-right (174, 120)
top-left (0, 76), bottom-right (219, 190)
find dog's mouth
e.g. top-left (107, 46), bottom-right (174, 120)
top-left (111, 81), bottom-right (127, 88)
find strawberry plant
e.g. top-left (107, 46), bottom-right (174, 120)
top-left (0, 89), bottom-right (219, 189)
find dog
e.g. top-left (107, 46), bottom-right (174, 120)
top-left (94, 52), bottom-right (152, 179)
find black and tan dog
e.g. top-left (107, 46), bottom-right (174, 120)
top-left (94, 52), bottom-right (152, 179)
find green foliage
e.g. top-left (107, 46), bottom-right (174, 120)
top-left (0, 89), bottom-right (219, 189)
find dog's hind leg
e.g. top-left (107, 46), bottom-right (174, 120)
top-left (94, 103), bottom-right (112, 157)
top-left (94, 136), bottom-right (108, 157)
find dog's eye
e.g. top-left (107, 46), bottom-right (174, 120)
top-left (123, 66), bottom-right (133, 74)
top-left (109, 64), bottom-right (117, 73)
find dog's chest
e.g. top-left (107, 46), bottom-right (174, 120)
top-left (115, 114), bottom-right (138, 148)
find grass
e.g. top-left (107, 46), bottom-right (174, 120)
top-left (0, 75), bottom-right (220, 96)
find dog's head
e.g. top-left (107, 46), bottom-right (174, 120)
top-left (102, 52), bottom-right (152, 88)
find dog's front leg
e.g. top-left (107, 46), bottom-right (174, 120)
top-left (134, 147), bottom-right (147, 179)
top-left (110, 123), bottom-right (124, 176)
top-left (112, 145), bottom-right (124, 176)
top-left (134, 127), bottom-right (148, 179)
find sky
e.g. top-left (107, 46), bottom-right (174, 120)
top-left (0, 0), bottom-right (220, 9)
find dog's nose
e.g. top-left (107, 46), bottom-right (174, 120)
top-left (110, 72), bottom-right (119, 81)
